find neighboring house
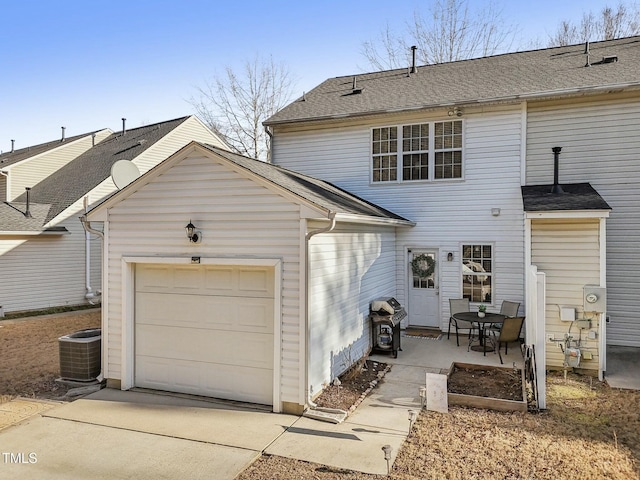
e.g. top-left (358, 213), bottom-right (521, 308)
top-left (0, 116), bottom-right (226, 314)
top-left (264, 36), bottom-right (640, 387)
top-left (86, 142), bottom-right (413, 413)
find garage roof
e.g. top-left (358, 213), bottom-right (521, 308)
top-left (202, 144), bottom-right (414, 225)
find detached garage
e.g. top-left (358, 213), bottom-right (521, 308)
top-left (85, 142), bottom-right (412, 413)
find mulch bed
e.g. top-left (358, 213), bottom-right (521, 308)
top-left (313, 360), bottom-right (389, 412)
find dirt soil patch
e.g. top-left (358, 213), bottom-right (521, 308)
top-left (448, 364), bottom-right (523, 401)
top-left (313, 360), bottom-right (388, 412)
top-left (0, 309), bottom-right (101, 400)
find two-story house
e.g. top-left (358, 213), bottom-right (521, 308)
top-left (265, 36), bottom-right (640, 386)
top-left (87, 37), bottom-right (639, 414)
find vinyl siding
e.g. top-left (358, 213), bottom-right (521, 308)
top-left (273, 105), bottom-right (526, 331)
top-left (0, 218), bottom-right (88, 312)
top-left (7, 130), bottom-right (112, 201)
top-left (103, 154), bottom-right (302, 405)
top-left (531, 219), bottom-right (601, 370)
top-left (308, 223), bottom-right (396, 396)
top-left (527, 94), bottom-right (640, 346)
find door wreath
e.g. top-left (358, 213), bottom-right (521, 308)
top-left (411, 254), bottom-right (436, 278)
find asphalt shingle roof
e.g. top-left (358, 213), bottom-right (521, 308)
top-left (0, 132), bottom-right (101, 169)
top-left (12, 116), bottom-right (190, 227)
top-left (0, 202), bottom-right (53, 232)
top-left (201, 144), bottom-right (412, 223)
top-left (265, 37), bottom-right (640, 125)
top-left (521, 183), bottom-right (612, 212)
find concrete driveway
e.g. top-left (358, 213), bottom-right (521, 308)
top-left (0, 389), bottom-right (298, 480)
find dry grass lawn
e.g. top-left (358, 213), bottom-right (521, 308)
top-left (1, 311), bottom-right (638, 478)
top-left (0, 309), bottom-right (100, 399)
top-left (239, 372), bottom-right (640, 479)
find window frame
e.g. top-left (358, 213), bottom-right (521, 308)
top-left (461, 243), bottom-right (494, 306)
top-left (370, 119), bottom-right (464, 184)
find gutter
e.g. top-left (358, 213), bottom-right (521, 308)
top-left (80, 197), bottom-right (103, 305)
top-left (302, 211), bottom-right (347, 421)
top-left (334, 213), bottom-right (415, 227)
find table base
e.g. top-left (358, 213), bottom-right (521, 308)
top-left (470, 344), bottom-right (495, 353)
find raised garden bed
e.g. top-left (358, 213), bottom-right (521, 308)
top-left (447, 362), bottom-right (527, 412)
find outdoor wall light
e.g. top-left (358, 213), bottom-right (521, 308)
top-left (448, 106), bottom-right (463, 117)
top-left (447, 252), bottom-right (454, 262)
top-left (185, 220), bottom-right (202, 244)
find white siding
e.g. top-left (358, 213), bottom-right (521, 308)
top-left (103, 154), bottom-right (302, 405)
top-left (7, 130), bottom-right (112, 200)
top-left (0, 217), bottom-right (88, 312)
top-left (531, 219), bottom-right (601, 370)
top-left (308, 224), bottom-right (396, 396)
top-left (273, 105), bottom-right (526, 331)
top-left (527, 95), bottom-right (640, 346)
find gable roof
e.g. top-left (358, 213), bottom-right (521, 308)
top-left (0, 132), bottom-right (103, 169)
top-left (265, 36), bottom-right (640, 126)
top-left (10, 116), bottom-right (191, 228)
top-left (201, 144), bottom-right (413, 224)
top-left (521, 183), bottom-right (612, 212)
top-left (88, 142), bottom-right (413, 226)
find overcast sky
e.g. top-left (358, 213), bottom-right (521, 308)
top-left (0, 0), bottom-right (617, 150)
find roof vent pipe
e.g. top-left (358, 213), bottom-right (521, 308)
top-left (410, 45), bottom-right (418, 74)
top-left (61, 126), bottom-right (66, 142)
top-left (11, 140), bottom-right (15, 153)
top-left (584, 41), bottom-right (591, 67)
top-left (551, 146), bottom-right (564, 194)
top-left (92, 133), bottom-right (96, 147)
top-left (25, 187), bottom-right (33, 218)
top-left (122, 118), bottom-right (126, 135)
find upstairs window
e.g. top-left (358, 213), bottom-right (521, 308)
top-left (402, 124), bottom-right (429, 181)
top-left (372, 127), bottom-right (397, 182)
top-left (372, 120), bottom-right (462, 183)
top-left (435, 121), bottom-right (463, 179)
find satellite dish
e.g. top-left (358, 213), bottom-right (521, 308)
top-left (111, 160), bottom-right (140, 190)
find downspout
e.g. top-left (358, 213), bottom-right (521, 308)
top-left (303, 211), bottom-right (340, 413)
top-left (81, 197), bottom-right (103, 304)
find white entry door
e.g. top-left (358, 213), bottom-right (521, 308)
top-left (408, 250), bottom-right (439, 328)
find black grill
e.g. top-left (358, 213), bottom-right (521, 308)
top-left (369, 297), bottom-right (406, 358)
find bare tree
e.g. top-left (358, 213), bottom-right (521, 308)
top-left (361, 0), bottom-right (514, 68)
top-left (548, 2), bottom-right (640, 46)
top-left (190, 55), bottom-right (296, 161)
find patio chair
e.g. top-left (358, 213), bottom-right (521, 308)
top-left (447, 298), bottom-right (475, 347)
top-left (487, 300), bottom-right (521, 334)
top-left (489, 316), bottom-right (525, 364)
top-left (500, 300), bottom-right (520, 318)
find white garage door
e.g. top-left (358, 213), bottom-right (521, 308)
top-left (135, 263), bottom-right (275, 405)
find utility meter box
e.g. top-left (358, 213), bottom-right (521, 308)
top-left (583, 285), bottom-right (606, 313)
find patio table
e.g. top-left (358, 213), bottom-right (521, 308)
top-left (452, 312), bottom-right (505, 355)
